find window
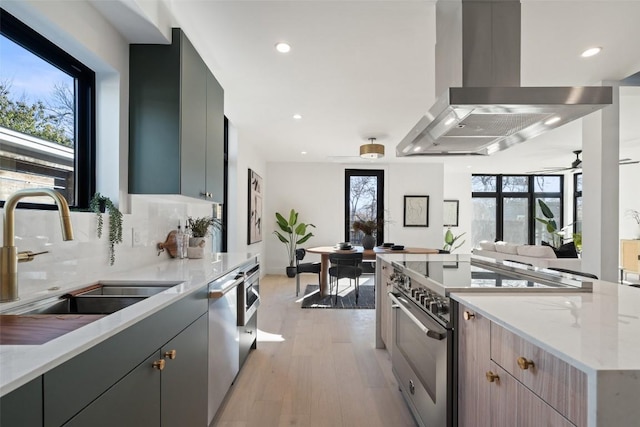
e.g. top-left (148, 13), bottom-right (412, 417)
top-left (573, 173), bottom-right (582, 233)
top-left (345, 169), bottom-right (384, 245)
top-left (0, 9), bottom-right (95, 208)
top-left (471, 175), bottom-right (564, 247)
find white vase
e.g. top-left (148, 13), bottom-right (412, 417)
top-left (189, 237), bottom-right (206, 248)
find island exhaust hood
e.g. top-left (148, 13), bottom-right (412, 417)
top-left (396, 0), bottom-right (612, 157)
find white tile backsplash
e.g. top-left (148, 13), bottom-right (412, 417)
top-left (1, 195), bottom-right (217, 299)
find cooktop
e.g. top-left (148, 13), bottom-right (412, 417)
top-left (392, 256), bottom-right (592, 297)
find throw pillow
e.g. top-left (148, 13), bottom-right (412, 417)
top-left (495, 241), bottom-right (519, 254)
top-left (517, 245), bottom-right (557, 258)
top-left (478, 241), bottom-right (496, 251)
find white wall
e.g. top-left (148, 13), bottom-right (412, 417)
top-left (264, 162), bottom-right (445, 275)
top-left (620, 164), bottom-right (640, 239)
top-left (443, 170), bottom-right (472, 253)
top-left (226, 123), bottom-right (266, 262)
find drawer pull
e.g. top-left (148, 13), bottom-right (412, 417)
top-left (517, 356), bottom-right (535, 370)
top-left (164, 349), bottom-right (177, 360)
top-left (485, 371), bottom-right (499, 383)
top-left (463, 310), bottom-right (475, 320)
top-left (152, 359), bottom-right (166, 371)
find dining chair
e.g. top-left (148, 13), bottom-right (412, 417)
top-left (295, 248), bottom-right (321, 296)
top-left (328, 252), bottom-right (364, 305)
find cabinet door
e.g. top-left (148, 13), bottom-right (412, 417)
top-left (380, 260), bottom-right (393, 347)
top-left (63, 352), bottom-right (161, 427)
top-left (180, 32), bottom-right (208, 199)
top-left (458, 304), bottom-right (491, 427)
top-left (0, 377), bottom-right (42, 427)
top-left (239, 311), bottom-right (257, 368)
top-left (161, 314), bottom-right (208, 427)
top-left (206, 70), bottom-right (224, 202)
top-left (488, 363), bottom-right (574, 427)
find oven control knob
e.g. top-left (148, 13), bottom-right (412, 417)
top-left (411, 288), bottom-right (421, 298)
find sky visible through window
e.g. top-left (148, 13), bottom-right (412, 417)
top-left (0, 34), bottom-right (75, 143)
top-left (1, 35), bottom-right (71, 103)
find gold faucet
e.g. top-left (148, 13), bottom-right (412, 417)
top-left (1, 188), bottom-right (74, 302)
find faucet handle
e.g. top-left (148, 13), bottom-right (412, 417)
top-left (17, 250), bottom-right (50, 263)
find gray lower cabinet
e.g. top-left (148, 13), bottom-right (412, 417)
top-left (44, 286), bottom-right (207, 427)
top-left (63, 351), bottom-right (161, 427)
top-left (161, 314), bottom-right (208, 427)
top-left (129, 27), bottom-right (224, 202)
top-left (239, 312), bottom-right (257, 368)
top-left (62, 314), bottom-right (208, 427)
top-left (0, 377), bottom-right (43, 426)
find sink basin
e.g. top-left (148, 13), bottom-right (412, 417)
top-left (76, 282), bottom-right (175, 297)
top-left (0, 281), bottom-right (182, 345)
top-left (19, 295), bottom-right (148, 315)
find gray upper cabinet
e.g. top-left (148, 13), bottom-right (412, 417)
top-left (129, 28), bottom-right (224, 202)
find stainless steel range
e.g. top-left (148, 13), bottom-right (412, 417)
top-left (387, 254), bottom-right (592, 427)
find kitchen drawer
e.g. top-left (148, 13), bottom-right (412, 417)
top-left (489, 362), bottom-right (574, 427)
top-left (239, 311), bottom-right (257, 368)
top-left (490, 323), bottom-right (587, 426)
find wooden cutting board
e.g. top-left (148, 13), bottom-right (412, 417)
top-left (0, 314), bottom-right (105, 345)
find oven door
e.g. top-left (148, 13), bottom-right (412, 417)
top-left (389, 292), bottom-right (452, 427)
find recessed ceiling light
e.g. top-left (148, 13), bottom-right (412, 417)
top-left (275, 42), bottom-right (291, 53)
top-left (545, 116), bottom-right (561, 125)
top-left (293, 114), bottom-right (302, 120)
top-left (301, 151), bottom-right (307, 155)
top-left (581, 47), bottom-right (602, 58)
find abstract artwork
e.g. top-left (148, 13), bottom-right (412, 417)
top-left (443, 199), bottom-right (459, 227)
top-left (248, 169), bottom-right (263, 244)
top-left (403, 195), bottom-right (429, 227)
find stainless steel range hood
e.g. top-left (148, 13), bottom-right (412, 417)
top-left (396, 0), bottom-right (612, 157)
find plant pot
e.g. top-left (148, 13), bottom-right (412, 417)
top-left (361, 234), bottom-right (376, 250)
top-left (286, 266), bottom-right (297, 278)
top-left (189, 237), bottom-right (206, 248)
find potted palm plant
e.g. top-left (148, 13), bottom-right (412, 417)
top-left (273, 209), bottom-right (315, 277)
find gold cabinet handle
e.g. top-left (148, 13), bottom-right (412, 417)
top-left (485, 371), bottom-right (499, 383)
top-left (463, 310), bottom-right (475, 320)
top-left (164, 349), bottom-right (177, 360)
top-left (152, 359), bottom-right (166, 371)
top-left (517, 356), bottom-right (535, 370)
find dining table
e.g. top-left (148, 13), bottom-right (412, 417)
top-left (305, 245), bottom-right (439, 297)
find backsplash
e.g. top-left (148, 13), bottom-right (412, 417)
top-left (0, 195), bottom-right (215, 300)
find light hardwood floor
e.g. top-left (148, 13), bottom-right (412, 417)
top-left (213, 274), bottom-right (417, 427)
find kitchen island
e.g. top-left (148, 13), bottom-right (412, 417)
top-left (0, 252), bottom-right (256, 426)
top-left (376, 253), bottom-right (640, 427)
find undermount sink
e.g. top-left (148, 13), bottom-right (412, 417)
top-left (0, 281), bottom-right (183, 344)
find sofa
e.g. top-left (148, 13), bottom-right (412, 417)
top-left (472, 241), bottom-right (582, 270)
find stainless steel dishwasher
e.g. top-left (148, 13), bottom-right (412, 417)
top-left (207, 269), bottom-right (243, 424)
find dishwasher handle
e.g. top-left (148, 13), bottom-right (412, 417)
top-left (208, 276), bottom-right (243, 299)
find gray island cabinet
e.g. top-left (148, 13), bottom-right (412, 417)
top-left (129, 27), bottom-right (224, 202)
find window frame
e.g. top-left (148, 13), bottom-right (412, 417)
top-left (0, 8), bottom-right (96, 209)
top-left (471, 174), bottom-right (564, 245)
top-left (344, 169), bottom-right (385, 246)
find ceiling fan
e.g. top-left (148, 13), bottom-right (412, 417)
top-left (527, 150), bottom-right (639, 174)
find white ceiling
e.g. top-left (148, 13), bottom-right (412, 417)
top-left (106, 0), bottom-right (640, 173)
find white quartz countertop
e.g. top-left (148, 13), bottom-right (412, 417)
top-left (0, 252), bottom-right (255, 397)
top-left (451, 280), bottom-right (640, 374)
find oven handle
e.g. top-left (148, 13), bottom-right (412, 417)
top-left (388, 293), bottom-right (445, 341)
top-left (208, 276), bottom-right (243, 299)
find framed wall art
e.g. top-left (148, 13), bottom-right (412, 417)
top-left (403, 195), bottom-right (429, 227)
top-left (247, 169), bottom-right (263, 244)
top-left (443, 199), bottom-right (459, 227)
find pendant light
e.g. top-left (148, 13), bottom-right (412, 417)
top-left (360, 137), bottom-right (385, 159)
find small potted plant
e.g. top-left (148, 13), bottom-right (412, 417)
top-left (273, 209), bottom-right (315, 277)
top-left (443, 228), bottom-right (466, 253)
top-left (89, 193), bottom-right (123, 266)
top-left (186, 216), bottom-right (222, 258)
